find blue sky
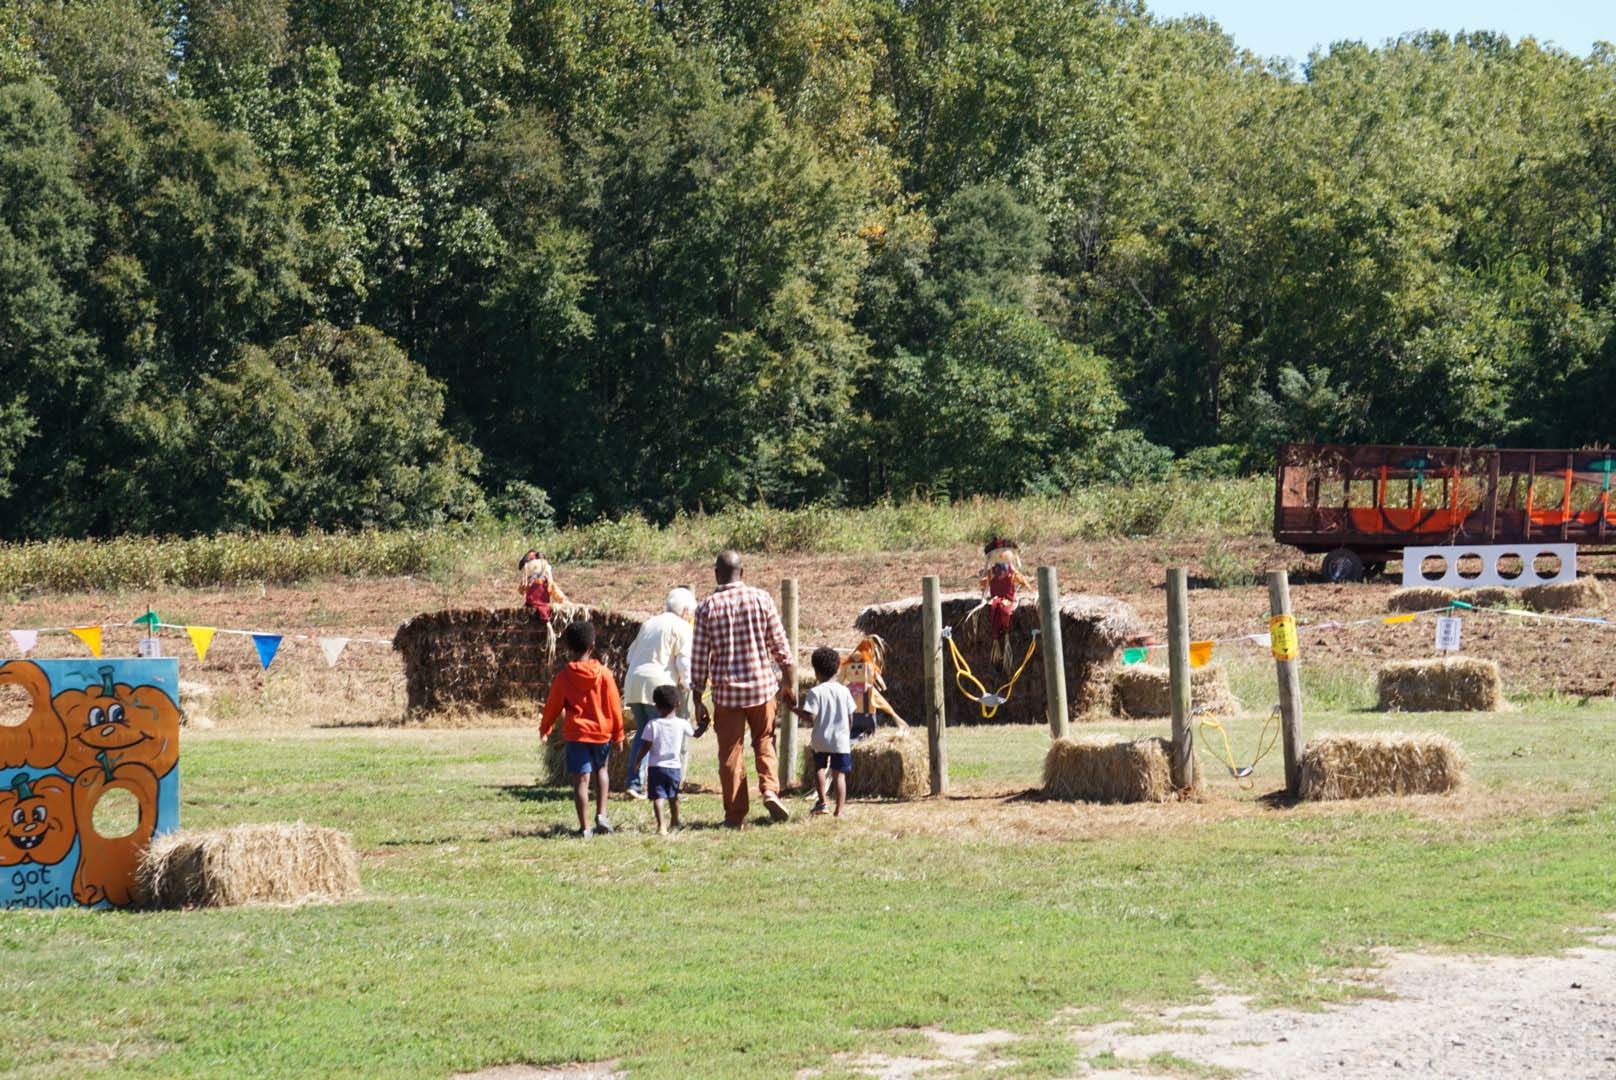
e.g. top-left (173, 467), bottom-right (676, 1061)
top-left (1150, 1), bottom-right (1614, 64)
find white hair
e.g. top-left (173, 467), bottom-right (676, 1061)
top-left (665, 587), bottom-right (697, 616)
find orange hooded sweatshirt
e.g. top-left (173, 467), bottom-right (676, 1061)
top-left (541, 658), bottom-right (625, 745)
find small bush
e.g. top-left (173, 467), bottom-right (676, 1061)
top-left (492, 482), bottom-right (555, 534)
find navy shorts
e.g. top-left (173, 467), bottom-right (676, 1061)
top-left (564, 741), bottom-right (612, 775)
top-left (646, 765), bottom-right (682, 800)
top-left (813, 751), bottom-right (852, 774)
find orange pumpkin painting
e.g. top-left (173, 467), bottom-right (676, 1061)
top-left (0, 772), bottom-right (75, 867)
top-left (55, 666), bottom-right (180, 781)
top-left (71, 759), bottom-right (158, 908)
top-left (0, 660), bottom-right (69, 770)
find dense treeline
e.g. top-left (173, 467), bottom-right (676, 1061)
top-left (1, 2), bottom-right (1613, 537)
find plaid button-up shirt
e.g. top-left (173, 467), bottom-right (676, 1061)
top-left (691, 581), bottom-right (791, 710)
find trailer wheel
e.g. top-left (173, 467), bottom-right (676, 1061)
top-left (1321, 548), bottom-right (1365, 583)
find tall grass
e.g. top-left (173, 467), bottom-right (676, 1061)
top-left (0, 478), bottom-right (1270, 594)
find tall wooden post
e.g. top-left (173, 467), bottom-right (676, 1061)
top-left (780, 578), bottom-right (800, 792)
top-left (1166, 567), bottom-right (1199, 791)
top-left (922, 575), bottom-right (948, 796)
top-left (1266, 570), bottom-right (1305, 796)
top-left (1036, 565), bottom-right (1068, 740)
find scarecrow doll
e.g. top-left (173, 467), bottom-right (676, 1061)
top-left (839, 636), bottom-right (907, 741)
top-left (518, 549), bottom-right (569, 619)
top-left (979, 536), bottom-right (1033, 670)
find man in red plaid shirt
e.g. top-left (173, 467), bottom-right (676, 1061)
top-left (692, 550), bottom-right (797, 826)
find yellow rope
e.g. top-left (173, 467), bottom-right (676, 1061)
top-left (944, 628), bottom-right (1039, 719)
top-left (1196, 706), bottom-right (1281, 789)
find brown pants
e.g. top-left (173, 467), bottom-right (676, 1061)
top-left (714, 701), bottom-right (779, 826)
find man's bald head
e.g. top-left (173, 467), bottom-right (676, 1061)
top-left (715, 550), bottom-right (743, 584)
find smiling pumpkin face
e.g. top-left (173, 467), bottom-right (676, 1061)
top-left (54, 667), bottom-right (180, 782)
top-left (0, 773), bottom-right (74, 866)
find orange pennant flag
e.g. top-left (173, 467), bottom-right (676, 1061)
top-left (1189, 640), bottom-right (1214, 668)
top-left (186, 626), bottom-right (217, 663)
top-left (1382, 614), bottom-right (1416, 625)
top-left (70, 625), bottom-right (103, 657)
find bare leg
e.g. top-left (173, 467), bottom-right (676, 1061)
top-left (653, 797), bottom-right (668, 834)
top-left (814, 767), bottom-right (829, 806)
top-left (594, 768), bottom-right (610, 824)
top-left (571, 773), bottom-right (589, 831)
top-left (669, 796), bottom-right (680, 829)
top-left (832, 771), bottom-right (847, 817)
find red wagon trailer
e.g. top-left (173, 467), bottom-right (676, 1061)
top-left (1273, 443), bottom-right (1616, 581)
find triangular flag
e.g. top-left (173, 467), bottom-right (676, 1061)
top-left (251, 633), bottom-right (282, 670)
top-left (70, 626), bottom-right (102, 657)
top-left (187, 626), bottom-right (217, 662)
top-left (1121, 646), bottom-right (1148, 665)
top-left (8, 629), bottom-right (37, 655)
top-left (1247, 633), bottom-right (1272, 649)
top-left (132, 609), bottom-right (160, 632)
top-left (1188, 640), bottom-right (1214, 668)
top-left (1383, 614), bottom-right (1416, 625)
top-left (318, 637), bottom-right (349, 668)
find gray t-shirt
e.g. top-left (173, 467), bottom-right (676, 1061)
top-left (803, 680), bottom-right (856, 754)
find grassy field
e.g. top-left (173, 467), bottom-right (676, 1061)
top-left (5, 686), bottom-right (1614, 1079)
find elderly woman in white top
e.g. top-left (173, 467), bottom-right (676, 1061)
top-left (622, 587), bottom-right (697, 797)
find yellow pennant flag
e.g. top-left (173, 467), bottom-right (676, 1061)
top-left (1189, 640), bottom-right (1214, 668)
top-left (70, 625), bottom-right (102, 657)
top-left (186, 626), bottom-right (217, 662)
top-left (1382, 614), bottom-right (1416, 625)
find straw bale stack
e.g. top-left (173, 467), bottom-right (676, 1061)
top-left (1042, 735), bottom-right (1174, 803)
top-left (393, 605), bottom-right (648, 715)
top-left (855, 593), bottom-right (1142, 726)
top-left (1521, 577), bottom-right (1607, 612)
top-left (1110, 664), bottom-right (1237, 719)
top-left (138, 823), bottom-right (361, 908)
top-left (1387, 586), bottom-right (1455, 612)
top-left (1376, 657), bottom-right (1503, 712)
top-left (1454, 585), bottom-right (1515, 608)
top-left (1297, 733), bottom-right (1466, 800)
top-left (798, 731), bottom-right (929, 799)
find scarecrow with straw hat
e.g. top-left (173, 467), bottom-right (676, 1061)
top-left (979, 536), bottom-right (1033, 671)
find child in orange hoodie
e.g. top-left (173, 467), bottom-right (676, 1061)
top-left (541, 620), bottom-right (625, 837)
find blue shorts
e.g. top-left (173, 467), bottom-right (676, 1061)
top-left (646, 766), bottom-right (682, 800)
top-left (564, 741), bottom-right (612, 775)
top-left (813, 751), bottom-right (852, 774)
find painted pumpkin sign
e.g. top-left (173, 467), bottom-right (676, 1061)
top-left (0, 658), bottom-right (179, 909)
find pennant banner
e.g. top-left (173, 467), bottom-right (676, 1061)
top-left (187, 626), bottom-right (217, 662)
top-left (318, 637), bottom-right (349, 668)
top-left (1121, 645), bottom-right (1149, 665)
top-left (1383, 614), bottom-right (1416, 625)
top-left (133, 609), bottom-right (160, 632)
top-left (1189, 640), bottom-right (1214, 668)
top-left (70, 625), bottom-right (102, 658)
top-left (251, 633), bottom-right (283, 670)
top-left (7, 629), bottom-right (37, 656)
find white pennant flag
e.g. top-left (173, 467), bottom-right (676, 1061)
top-left (8, 629), bottom-right (37, 655)
top-left (318, 637), bottom-right (349, 668)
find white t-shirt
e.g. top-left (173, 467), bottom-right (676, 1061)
top-left (622, 611), bottom-right (693, 705)
top-left (802, 680), bottom-right (855, 754)
top-left (639, 714), bottom-right (695, 770)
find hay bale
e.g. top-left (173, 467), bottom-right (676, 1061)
top-left (1042, 735), bottom-right (1174, 803)
top-left (540, 723), bottom-right (636, 791)
top-left (1297, 733), bottom-right (1466, 800)
top-left (855, 592), bottom-right (1143, 726)
top-left (1111, 664), bottom-right (1237, 719)
top-left (138, 823), bottom-right (360, 909)
top-left (1521, 577), bottom-right (1607, 612)
top-left (798, 731), bottom-right (930, 799)
top-left (1376, 657), bottom-right (1503, 712)
top-left (1454, 585), bottom-right (1515, 608)
top-left (392, 604), bottom-right (648, 715)
top-left (1387, 586), bottom-right (1455, 612)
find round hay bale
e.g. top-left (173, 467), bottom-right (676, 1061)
top-left (1111, 664), bottom-right (1237, 719)
top-left (1042, 735), bottom-right (1174, 803)
top-left (1387, 586), bottom-right (1455, 612)
top-left (1521, 577), bottom-right (1606, 612)
top-left (1376, 657), bottom-right (1503, 712)
top-left (138, 823), bottom-right (360, 909)
top-left (1454, 585), bottom-right (1515, 609)
top-left (540, 722), bottom-right (635, 790)
top-left (1298, 732), bottom-right (1466, 800)
top-left (798, 731), bottom-right (929, 800)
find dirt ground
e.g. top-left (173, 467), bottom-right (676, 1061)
top-left (4, 535), bottom-right (1613, 728)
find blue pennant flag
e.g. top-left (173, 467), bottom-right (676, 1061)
top-left (251, 633), bottom-right (283, 670)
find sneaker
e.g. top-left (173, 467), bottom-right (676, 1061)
top-left (576, 827), bottom-right (594, 839)
top-left (762, 794), bottom-right (791, 823)
top-left (594, 815), bottom-right (614, 835)
top-left (810, 801), bottom-right (828, 817)
top-left (626, 787), bottom-right (647, 800)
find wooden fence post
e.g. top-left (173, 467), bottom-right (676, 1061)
top-left (780, 577), bottom-right (800, 791)
top-left (1036, 565), bottom-right (1068, 740)
top-left (922, 575), bottom-right (948, 796)
top-left (1266, 570), bottom-right (1305, 796)
top-left (1166, 567), bottom-right (1200, 791)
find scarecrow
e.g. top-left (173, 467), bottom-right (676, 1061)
top-left (838, 636), bottom-right (907, 741)
top-left (518, 549), bottom-right (569, 619)
top-left (978, 536), bottom-right (1033, 670)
